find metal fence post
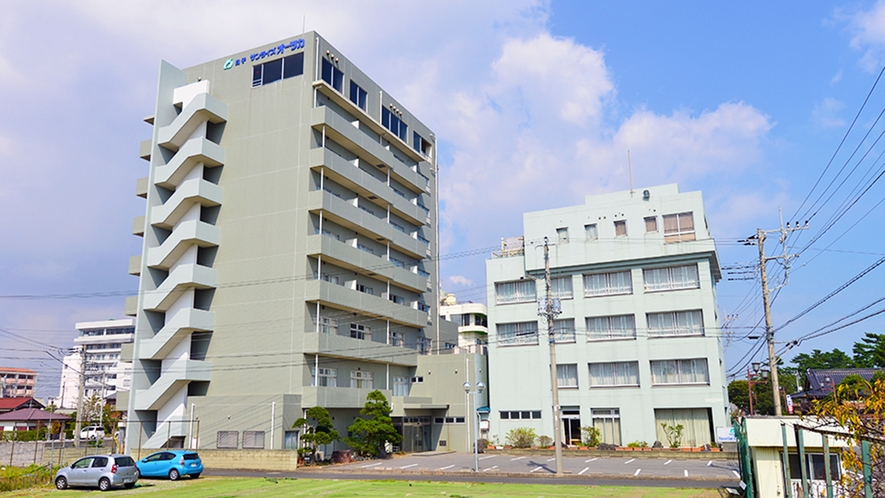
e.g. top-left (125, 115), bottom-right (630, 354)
top-left (821, 435), bottom-right (833, 498)
top-left (861, 440), bottom-right (873, 498)
top-left (781, 422), bottom-right (793, 498)
top-left (794, 425), bottom-right (808, 498)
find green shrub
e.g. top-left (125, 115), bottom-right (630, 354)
top-left (505, 427), bottom-right (537, 448)
top-left (538, 435), bottom-right (552, 447)
top-left (581, 426), bottom-right (601, 447)
top-left (626, 440), bottom-right (648, 448)
top-left (661, 422), bottom-right (684, 448)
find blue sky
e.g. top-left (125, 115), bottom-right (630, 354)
top-left (2, 1), bottom-right (885, 398)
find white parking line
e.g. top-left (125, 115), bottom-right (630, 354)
top-left (707, 460), bottom-right (713, 466)
top-left (584, 457), bottom-right (598, 463)
top-left (510, 456), bottom-right (526, 461)
top-left (633, 469), bottom-right (641, 476)
top-left (578, 467), bottom-right (589, 475)
top-left (479, 455), bottom-right (497, 460)
top-left (664, 459), bottom-right (672, 465)
top-left (684, 469), bottom-right (689, 477)
top-left (362, 462), bottom-right (382, 468)
top-left (438, 465), bottom-right (454, 470)
top-left (530, 466), bottom-right (545, 473)
top-left (546, 457), bottom-right (556, 462)
top-left (732, 470), bottom-right (741, 478)
top-left (482, 465), bottom-right (498, 472)
top-left (624, 458), bottom-right (636, 464)
top-left (399, 463), bottom-right (418, 469)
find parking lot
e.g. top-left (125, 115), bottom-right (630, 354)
top-left (329, 451), bottom-right (741, 482)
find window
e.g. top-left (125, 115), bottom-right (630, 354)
top-left (434, 417), bottom-right (465, 424)
top-left (389, 331), bottom-right (404, 347)
top-left (588, 362), bottom-right (640, 387)
top-left (252, 52), bottom-right (304, 87)
top-left (663, 212), bottom-right (695, 242)
top-left (499, 410), bottom-right (542, 420)
top-left (311, 367), bottom-right (338, 387)
top-left (495, 280), bottom-right (536, 304)
top-left (583, 271), bottom-right (632, 297)
top-left (614, 220), bottom-right (627, 236)
top-left (350, 370), bottom-right (374, 389)
top-left (585, 224), bottom-right (598, 240)
top-left (586, 315), bottom-right (636, 340)
top-left (388, 294), bottom-right (405, 305)
top-left (313, 316), bottom-right (338, 334)
top-left (393, 376), bottom-right (410, 396)
top-left (410, 376), bottom-right (424, 384)
top-left (320, 273), bottom-right (340, 285)
top-left (784, 452), bottom-right (841, 482)
top-left (592, 409), bottom-right (621, 445)
top-left (557, 364), bottom-right (578, 388)
top-left (498, 321), bottom-right (539, 346)
top-left (349, 81), bottom-right (367, 110)
top-left (350, 323), bottom-right (371, 340)
top-left (556, 227), bottom-right (569, 244)
top-left (643, 265), bottom-right (699, 291)
top-left (551, 276), bottom-right (573, 299)
top-left (321, 58), bottom-right (343, 92)
top-left (645, 216), bottom-right (658, 233)
top-left (356, 283), bottom-right (374, 295)
top-left (553, 318), bottom-right (576, 343)
top-left (382, 108), bottom-right (408, 142)
top-left (650, 359), bottom-right (709, 385)
top-left (647, 310), bottom-right (704, 337)
top-left (413, 131), bottom-right (429, 156)
top-left (417, 337), bottom-right (431, 355)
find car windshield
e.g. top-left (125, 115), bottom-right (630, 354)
top-left (182, 453), bottom-right (200, 461)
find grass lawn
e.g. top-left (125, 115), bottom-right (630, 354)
top-left (6, 476), bottom-right (721, 497)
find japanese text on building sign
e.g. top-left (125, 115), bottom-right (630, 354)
top-left (224, 38), bottom-right (305, 70)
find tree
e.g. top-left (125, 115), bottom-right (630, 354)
top-left (293, 406), bottom-right (340, 465)
top-left (853, 332), bottom-right (885, 368)
top-left (346, 390), bottom-right (402, 458)
top-left (728, 369), bottom-right (798, 415)
top-left (811, 377), bottom-right (885, 497)
top-left (790, 348), bottom-right (854, 373)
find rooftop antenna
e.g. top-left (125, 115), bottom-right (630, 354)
top-left (628, 150), bottom-right (634, 197)
top-left (302, 15), bottom-right (306, 35)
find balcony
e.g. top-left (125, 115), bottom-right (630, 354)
top-left (150, 177), bottom-right (222, 229)
top-left (157, 92), bottom-right (227, 152)
top-left (154, 138), bottom-right (224, 190)
top-left (136, 177), bottom-right (148, 198)
top-left (301, 334), bottom-right (419, 367)
top-left (304, 279), bottom-right (428, 329)
top-left (306, 235), bottom-right (426, 293)
top-left (309, 148), bottom-right (425, 226)
top-left (124, 296), bottom-right (138, 316)
top-left (301, 386), bottom-right (394, 410)
top-left (146, 220), bottom-right (220, 270)
top-left (129, 255), bottom-right (142, 276)
top-left (310, 106), bottom-right (427, 193)
top-left (139, 139), bottom-right (152, 161)
top-left (308, 190), bottom-right (426, 259)
top-left (142, 264), bottom-right (216, 312)
top-left (133, 358), bottom-right (211, 411)
top-left (138, 308), bottom-right (214, 360)
top-left (132, 216), bottom-right (145, 237)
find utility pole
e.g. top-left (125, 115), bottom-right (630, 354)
top-left (539, 237), bottom-right (564, 476)
top-left (745, 210), bottom-right (808, 416)
top-left (75, 345), bottom-right (86, 446)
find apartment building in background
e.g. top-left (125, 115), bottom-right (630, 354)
top-left (486, 184), bottom-right (728, 448)
top-left (0, 368), bottom-right (37, 398)
top-left (123, 32), bottom-right (485, 453)
top-left (55, 319), bottom-right (135, 410)
top-left (439, 293), bottom-right (489, 354)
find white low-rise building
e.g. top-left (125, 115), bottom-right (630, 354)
top-left (56, 319), bottom-right (134, 409)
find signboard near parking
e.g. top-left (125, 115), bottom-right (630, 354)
top-left (716, 426), bottom-right (737, 443)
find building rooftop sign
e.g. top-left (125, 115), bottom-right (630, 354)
top-left (224, 38), bottom-right (305, 70)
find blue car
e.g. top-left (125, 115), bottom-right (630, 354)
top-left (135, 450), bottom-right (203, 480)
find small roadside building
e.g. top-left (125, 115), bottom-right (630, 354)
top-left (0, 408), bottom-right (69, 432)
top-left (790, 368), bottom-right (883, 413)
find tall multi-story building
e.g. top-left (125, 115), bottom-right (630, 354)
top-left (0, 368), bottom-right (37, 398)
top-left (123, 32), bottom-right (483, 453)
top-left (56, 319), bottom-right (135, 410)
top-left (486, 184), bottom-right (727, 448)
top-left (439, 293), bottom-right (488, 354)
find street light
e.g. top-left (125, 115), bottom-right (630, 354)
top-left (747, 363), bottom-right (770, 415)
top-left (463, 381), bottom-right (485, 472)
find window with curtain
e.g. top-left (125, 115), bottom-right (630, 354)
top-left (642, 264), bottom-right (699, 291)
top-left (588, 361), bottom-right (640, 387)
top-left (393, 376), bottom-right (410, 396)
top-left (350, 370), bottom-right (374, 389)
top-left (311, 367), bottom-right (337, 387)
top-left (586, 315), bottom-right (636, 340)
top-left (645, 216), bottom-right (658, 232)
top-left (553, 318), bottom-right (576, 343)
top-left (497, 321), bottom-right (539, 346)
top-left (557, 364), bottom-right (578, 388)
top-left (551, 276), bottom-right (573, 299)
top-left (495, 280), bottom-right (537, 304)
top-left (313, 316), bottom-right (338, 334)
top-left (647, 310), bottom-right (704, 337)
top-left (650, 358), bottom-right (709, 385)
top-left (585, 224), bottom-right (598, 240)
top-left (591, 409), bottom-right (621, 445)
top-left (583, 271), bottom-right (633, 297)
top-left (556, 227), bottom-right (569, 244)
top-left (654, 408), bottom-right (711, 447)
top-left (614, 220), bottom-right (627, 236)
top-left (663, 212), bottom-right (695, 243)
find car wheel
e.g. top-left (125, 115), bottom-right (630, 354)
top-left (168, 468), bottom-right (180, 481)
top-left (55, 476), bottom-right (68, 490)
top-left (99, 477), bottom-right (111, 491)
top-left (124, 483), bottom-right (135, 489)
top-left (191, 473), bottom-right (201, 479)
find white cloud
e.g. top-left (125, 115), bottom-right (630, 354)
top-left (448, 275), bottom-right (473, 286)
top-left (812, 97), bottom-right (846, 129)
top-left (846, 0), bottom-right (885, 72)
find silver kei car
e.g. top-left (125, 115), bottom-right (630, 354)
top-left (55, 454), bottom-right (139, 491)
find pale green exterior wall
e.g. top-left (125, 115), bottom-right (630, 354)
top-left (125, 33), bottom-right (479, 453)
top-left (486, 184), bottom-right (728, 448)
